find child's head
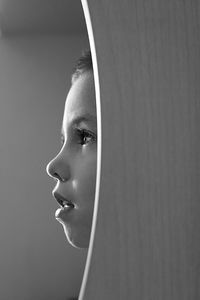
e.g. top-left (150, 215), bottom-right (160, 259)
top-left (46, 50), bottom-right (96, 248)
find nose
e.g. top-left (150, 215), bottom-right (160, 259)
top-left (46, 152), bottom-right (70, 183)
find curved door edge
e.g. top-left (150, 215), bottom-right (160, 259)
top-left (79, 1), bottom-right (102, 299)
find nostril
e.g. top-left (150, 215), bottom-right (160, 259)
top-left (53, 172), bottom-right (65, 182)
top-left (46, 158), bottom-right (68, 182)
top-left (53, 172), bottom-right (60, 180)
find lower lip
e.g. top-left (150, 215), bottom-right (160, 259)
top-left (55, 206), bottom-right (74, 220)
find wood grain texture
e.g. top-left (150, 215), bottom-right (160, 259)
top-left (81, 0), bottom-right (200, 299)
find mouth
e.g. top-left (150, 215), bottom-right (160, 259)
top-left (53, 192), bottom-right (75, 209)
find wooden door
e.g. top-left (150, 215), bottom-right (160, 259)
top-left (80, 0), bottom-right (200, 299)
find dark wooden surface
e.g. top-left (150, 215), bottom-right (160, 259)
top-left (80, 0), bottom-right (200, 299)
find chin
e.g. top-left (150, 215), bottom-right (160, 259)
top-left (62, 223), bottom-right (90, 249)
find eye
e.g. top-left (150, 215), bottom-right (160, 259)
top-left (76, 128), bottom-right (96, 145)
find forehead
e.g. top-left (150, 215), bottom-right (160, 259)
top-left (63, 72), bottom-right (96, 126)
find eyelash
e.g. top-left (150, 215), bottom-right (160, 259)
top-left (76, 128), bottom-right (97, 145)
top-left (61, 129), bottom-right (97, 146)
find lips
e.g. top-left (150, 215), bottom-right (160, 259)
top-left (53, 191), bottom-right (74, 208)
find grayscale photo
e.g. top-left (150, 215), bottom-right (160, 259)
top-left (0, 0), bottom-right (200, 299)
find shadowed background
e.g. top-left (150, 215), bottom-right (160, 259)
top-left (0, 1), bottom-right (89, 299)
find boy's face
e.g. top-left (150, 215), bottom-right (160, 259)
top-left (46, 71), bottom-right (97, 248)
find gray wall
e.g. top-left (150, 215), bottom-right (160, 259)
top-left (0, 34), bottom-right (89, 300)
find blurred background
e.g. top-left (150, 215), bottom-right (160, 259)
top-left (0, 0), bottom-right (89, 299)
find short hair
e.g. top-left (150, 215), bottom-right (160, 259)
top-left (71, 49), bottom-right (93, 84)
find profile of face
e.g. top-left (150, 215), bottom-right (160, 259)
top-left (46, 71), bottom-right (97, 248)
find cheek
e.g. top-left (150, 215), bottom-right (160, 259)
top-left (74, 154), bottom-right (97, 200)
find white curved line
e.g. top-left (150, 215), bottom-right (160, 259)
top-left (79, 1), bottom-right (102, 299)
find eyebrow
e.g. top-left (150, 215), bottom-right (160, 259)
top-left (70, 113), bottom-right (97, 126)
top-left (61, 113), bottom-right (97, 137)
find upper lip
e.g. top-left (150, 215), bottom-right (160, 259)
top-left (53, 191), bottom-right (74, 208)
